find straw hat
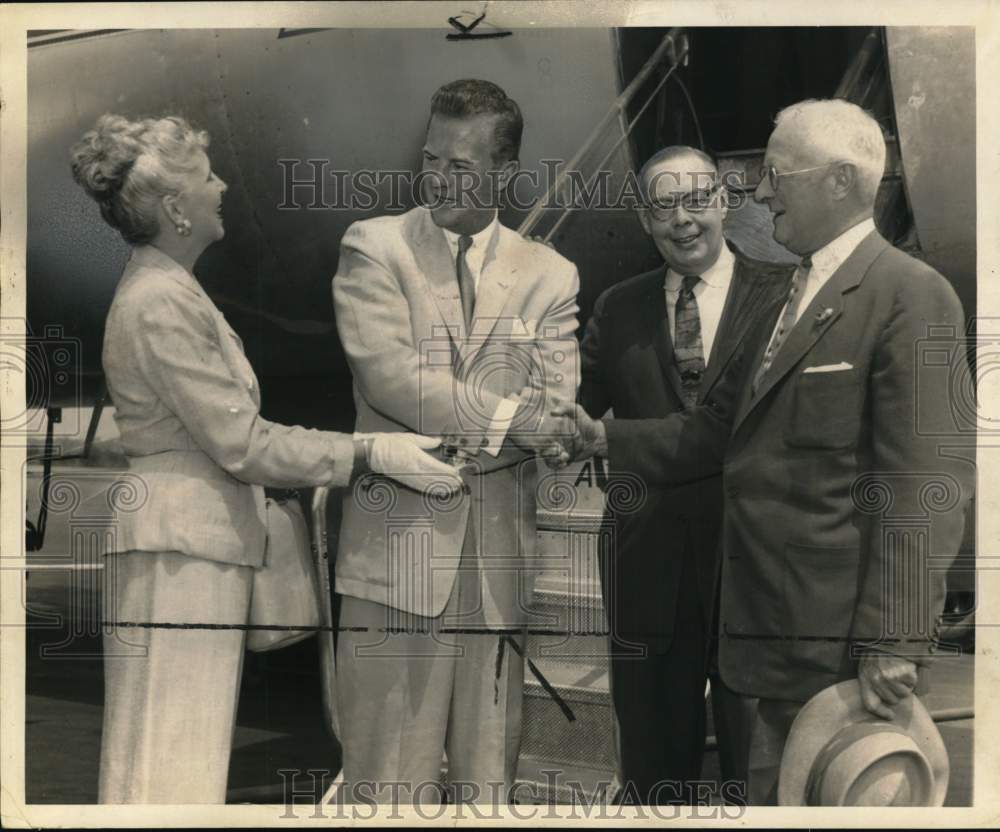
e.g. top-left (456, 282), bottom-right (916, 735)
top-left (778, 679), bottom-right (949, 806)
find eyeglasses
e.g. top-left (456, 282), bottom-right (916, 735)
top-left (644, 185), bottom-right (720, 220)
top-left (760, 161), bottom-right (846, 191)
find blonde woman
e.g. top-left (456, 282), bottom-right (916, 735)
top-left (70, 114), bottom-right (462, 804)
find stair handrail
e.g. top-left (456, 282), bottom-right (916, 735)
top-left (517, 28), bottom-right (687, 239)
top-left (834, 27), bottom-right (884, 104)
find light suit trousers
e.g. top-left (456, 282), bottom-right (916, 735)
top-left (336, 544), bottom-right (525, 805)
top-left (99, 550), bottom-right (252, 804)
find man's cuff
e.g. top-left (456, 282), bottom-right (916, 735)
top-left (482, 396), bottom-right (521, 457)
top-left (852, 638), bottom-right (934, 668)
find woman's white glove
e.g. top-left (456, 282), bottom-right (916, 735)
top-left (358, 433), bottom-right (466, 494)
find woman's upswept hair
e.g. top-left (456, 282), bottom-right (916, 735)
top-left (70, 114), bottom-right (209, 244)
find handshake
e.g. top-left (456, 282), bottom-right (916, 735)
top-left (357, 399), bottom-right (607, 495)
top-left (508, 401), bottom-right (607, 469)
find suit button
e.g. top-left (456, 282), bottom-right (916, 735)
top-left (480, 438), bottom-right (489, 446)
top-left (726, 485), bottom-right (739, 498)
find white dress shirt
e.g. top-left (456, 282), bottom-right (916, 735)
top-left (440, 213), bottom-right (517, 456)
top-left (769, 217), bottom-right (876, 343)
top-left (664, 243), bottom-right (736, 361)
top-left (441, 212), bottom-right (500, 291)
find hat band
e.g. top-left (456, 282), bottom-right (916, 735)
top-left (806, 722), bottom-right (933, 806)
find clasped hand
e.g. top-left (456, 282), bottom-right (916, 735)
top-left (508, 393), bottom-right (606, 469)
top-left (359, 433), bottom-right (469, 494)
top-left (546, 402), bottom-right (607, 467)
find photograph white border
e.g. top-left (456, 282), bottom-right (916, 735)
top-left (1, 1), bottom-right (997, 827)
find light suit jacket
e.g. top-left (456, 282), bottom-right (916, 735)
top-left (332, 207), bottom-right (580, 623)
top-left (102, 245), bottom-right (355, 567)
top-left (603, 231), bottom-right (975, 702)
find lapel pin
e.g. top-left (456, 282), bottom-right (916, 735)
top-left (815, 308), bottom-right (834, 326)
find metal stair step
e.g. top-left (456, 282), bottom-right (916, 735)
top-left (526, 584), bottom-right (609, 663)
top-left (520, 657), bottom-right (615, 772)
top-left (530, 516), bottom-right (609, 661)
top-left (514, 754), bottom-right (616, 805)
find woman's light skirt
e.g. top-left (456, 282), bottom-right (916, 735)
top-left (98, 550), bottom-right (253, 804)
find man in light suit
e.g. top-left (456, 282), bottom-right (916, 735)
top-left (579, 146), bottom-right (793, 802)
top-left (557, 99), bottom-right (974, 804)
top-left (332, 79), bottom-right (580, 803)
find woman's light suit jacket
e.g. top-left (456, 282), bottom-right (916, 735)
top-left (102, 245), bottom-right (355, 567)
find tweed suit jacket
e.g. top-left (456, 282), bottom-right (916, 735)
top-left (603, 230), bottom-right (975, 701)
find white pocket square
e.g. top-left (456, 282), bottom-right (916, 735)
top-left (803, 362), bottom-right (854, 373)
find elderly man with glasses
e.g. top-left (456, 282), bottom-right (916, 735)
top-left (578, 145), bottom-right (795, 804)
top-left (561, 101), bottom-right (974, 805)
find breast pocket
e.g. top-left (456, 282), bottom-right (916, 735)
top-left (784, 368), bottom-right (861, 449)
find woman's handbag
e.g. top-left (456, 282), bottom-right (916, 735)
top-left (246, 492), bottom-right (321, 652)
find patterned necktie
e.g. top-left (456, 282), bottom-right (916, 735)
top-left (456, 234), bottom-right (476, 332)
top-left (674, 273), bottom-right (705, 409)
top-left (751, 256), bottom-right (812, 394)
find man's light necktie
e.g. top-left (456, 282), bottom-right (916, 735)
top-left (751, 256), bottom-right (812, 395)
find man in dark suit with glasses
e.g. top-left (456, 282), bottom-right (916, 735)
top-left (579, 145), bottom-right (794, 804)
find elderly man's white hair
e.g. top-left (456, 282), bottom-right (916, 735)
top-left (774, 99), bottom-right (887, 204)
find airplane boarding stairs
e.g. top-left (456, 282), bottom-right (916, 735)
top-left (516, 506), bottom-right (620, 803)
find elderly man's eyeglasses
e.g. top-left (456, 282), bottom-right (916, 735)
top-left (645, 185), bottom-right (721, 221)
top-left (760, 161), bottom-right (846, 191)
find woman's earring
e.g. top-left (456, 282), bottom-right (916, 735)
top-left (175, 219), bottom-right (192, 237)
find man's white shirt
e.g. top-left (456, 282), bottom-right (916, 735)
top-left (765, 217), bottom-right (876, 349)
top-left (441, 213), bottom-right (499, 291)
top-left (440, 213), bottom-right (517, 456)
top-left (663, 243), bottom-right (736, 361)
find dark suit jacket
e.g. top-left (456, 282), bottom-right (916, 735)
top-left (580, 243), bottom-right (794, 653)
top-left (603, 231), bottom-right (975, 701)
